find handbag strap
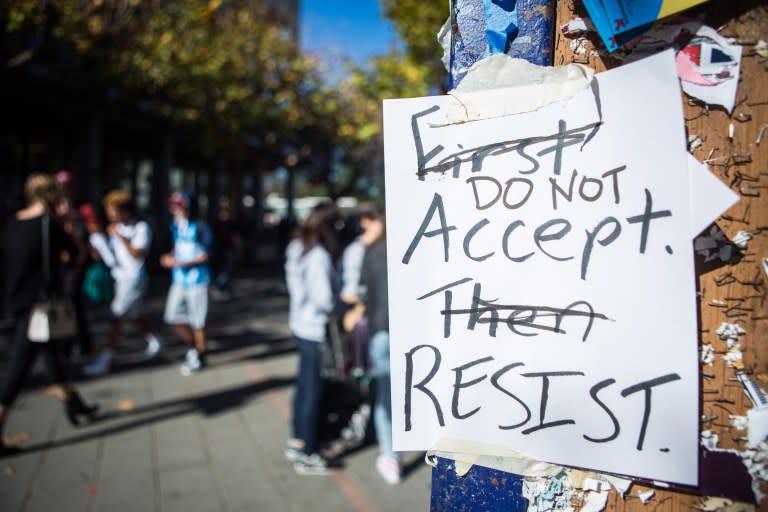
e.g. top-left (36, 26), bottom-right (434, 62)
top-left (41, 215), bottom-right (51, 294)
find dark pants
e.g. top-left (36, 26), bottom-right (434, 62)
top-left (65, 266), bottom-right (93, 356)
top-left (0, 315), bottom-right (68, 406)
top-left (292, 336), bottom-right (323, 455)
top-left (72, 287), bottom-right (93, 356)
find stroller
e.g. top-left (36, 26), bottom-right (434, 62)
top-left (317, 313), bottom-right (375, 457)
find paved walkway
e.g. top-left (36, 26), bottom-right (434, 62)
top-left (0, 270), bottom-right (431, 512)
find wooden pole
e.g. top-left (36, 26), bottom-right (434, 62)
top-left (555, 1), bottom-right (768, 509)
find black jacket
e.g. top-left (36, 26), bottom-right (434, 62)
top-left (361, 239), bottom-right (388, 334)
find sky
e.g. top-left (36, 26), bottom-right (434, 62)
top-left (299, 0), bottom-right (400, 67)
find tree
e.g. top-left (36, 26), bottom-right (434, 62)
top-left (280, 1), bottom-right (451, 202)
top-left (380, 0), bottom-right (449, 90)
top-left (3, 0), bottom-right (330, 162)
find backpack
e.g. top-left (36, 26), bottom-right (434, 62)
top-left (82, 261), bottom-right (114, 304)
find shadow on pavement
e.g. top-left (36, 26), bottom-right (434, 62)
top-left (17, 376), bottom-right (295, 455)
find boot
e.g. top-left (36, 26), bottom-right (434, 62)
top-left (64, 391), bottom-right (99, 426)
top-left (0, 441), bottom-right (22, 458)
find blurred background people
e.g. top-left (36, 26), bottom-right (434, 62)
top-left (160, 191), bottom-right (213, 376)
top-left (284, 203), bottom-right (340, 476)
top-left (82, 190), bottom-right (162, 376)
top-left (359, 210), bottom-right (400, 484)
top-left (79, 203), bottom-right (117, 309)
top-left (338, 206), bottom-right (383, 377)
top-left (211, 206), bottom-right (241, 302)
top-left (0, 173), bottom-right (98, 455)
top-left (54, 170), bottom-right (93, 359)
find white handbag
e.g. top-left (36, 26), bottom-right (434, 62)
top-left (26, 216), bottom-right (78, 343)
top-left (28, 299), bottom-right (78, 343)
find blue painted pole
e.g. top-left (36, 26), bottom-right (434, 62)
top-left (432, 1), bottom-right (555, 509)
top-left (449, 0), bottom-right (555, 88)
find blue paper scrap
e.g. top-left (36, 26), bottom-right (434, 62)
top-left (582, 0), bottom-right (710, 52)
top-left (450, 0), bottom-right (553, 88)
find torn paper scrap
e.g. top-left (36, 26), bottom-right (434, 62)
top-left (601, 474), bottom-right (633, 496)
top-left (427, 438), bottom-right (563, 478)
top-left (747, 409), bottom-right (768, 447)
top-left (731, 231), bottom-right (752, 249)
top-left (754, 40), bottom-right (768, 58)
top-left (741, 442), bottom-right (768, 503)
top-left (523, 473), bottom-right (575, 512)
top-left (623, 20), bottom-right (743, 112)
top-left (603, 0), bottom-right (709, 39)
top-left (701, 430), bottom-right (720, 450)
top-left (638, 489), bottom-right (655, 504)
top-left (433, 54), bottom-right (594, 125)
top-left (582, 490), bottom-right (610, 512)
top-left (561, 17), bottom-right (592, 36)
top-left (582, 0), bottom-right (710, 52)
top-left (583, 477), bottom-right (607, 492)
top-left (730, 415), bottom-right (749, 431)
top-left (676, 26), bottom-right (743, 112)
top-left (688, 154), bottom-right (739, 238)
top-left (718, 322), bottom-right (746, 344)
top-left (694, 226), bottom-right (741, 263)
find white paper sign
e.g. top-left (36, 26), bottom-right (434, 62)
top-left (383, 51), bottom-right (716, 486)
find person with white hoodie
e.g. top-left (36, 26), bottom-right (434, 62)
top-left (283, 203), bottom-right (340, 476)
top-left (82, 190), bottom-right (162, 376)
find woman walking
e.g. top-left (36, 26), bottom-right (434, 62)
top-left (284, 203), bottom-right (340, 475)
top-left (0, 174), bottom-right (98, 455)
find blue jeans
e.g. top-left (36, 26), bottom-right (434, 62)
top-left (370, 330), bottom-right (398, 461)
top-left (292, 336), bottom-right (323, 455)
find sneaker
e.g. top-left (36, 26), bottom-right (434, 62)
top-left (180, 349), bottom-right (204, 376)
top-left (83, 349), bottom-right (112, 377)
top-left (376, 455), bottom-right (401, 485)
top-left (142, 335), bottom-right (162, 360)
top-left (284, 438), bottom-right (304, 462)
top-left (294, 453), bottom-right (329, 475)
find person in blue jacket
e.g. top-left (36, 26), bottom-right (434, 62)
top-left (160, 191), bottom-right (213, 376)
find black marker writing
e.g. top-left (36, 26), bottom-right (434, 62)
top-left (625, 188), bottom-right (672, 254)
top-left (417, 280), bottom-right (609, 341)
top-left (621, 373), bottom-right (681, 450)
top-left (521, 371), bottom-right (585, 435)
top-left (583, 378), bottom-right (620, 443)
top-left (412, 105), bottom-right (445, 181)
top-left (452, 356), bottom-right (494, 420)
top-left (404, 344), bottom-right (444, 431)
top-left (402, 192), bottom-right (456, 264)
top-left (415, 121), bottom-right (603, 179)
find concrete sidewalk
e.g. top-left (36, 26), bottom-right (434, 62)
top-left (0, 271), bottom-right (431, 512)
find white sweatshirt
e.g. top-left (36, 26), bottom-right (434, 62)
top-left (285, 242), bottom-right (336, 342)
top-left (89, 232), bottom-right (117, 269)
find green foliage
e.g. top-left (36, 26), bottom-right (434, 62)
top-left (380, 0), bottom-right (449, 88)
top-left (114, 0), bottom-right (313, 154)
top-left (2, 0), bottom-right (450, 199)
top-left (3, 0), bottom-right (330, 159)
